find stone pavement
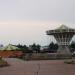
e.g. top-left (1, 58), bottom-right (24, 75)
top-left (0, 58), bottom-right (75, 75)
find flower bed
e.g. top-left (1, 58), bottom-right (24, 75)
top-left (0, 51), bottom-right (23, 58)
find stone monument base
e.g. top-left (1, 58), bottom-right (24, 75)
top-left (56, 45), bottom-right (72, 58)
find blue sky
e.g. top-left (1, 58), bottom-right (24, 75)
top-left (0, 0), bottom-right (75, 46)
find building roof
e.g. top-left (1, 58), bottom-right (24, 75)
top-left (56, 24), bottom-right (71, 30)
top-left (0, 44), bottom-right (20, 51)
top-left (46, 24), bottom-right (75, 35)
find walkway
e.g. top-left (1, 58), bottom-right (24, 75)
top-left (0, 58), bottom-right (75, 75)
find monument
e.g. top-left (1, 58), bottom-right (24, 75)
top-left (46, 25), bottom-right (75, 56)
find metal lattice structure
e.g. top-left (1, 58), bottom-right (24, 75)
top-left (46, 25), bottom-right (75, 56)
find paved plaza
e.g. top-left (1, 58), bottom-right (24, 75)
top-left (0, 58), bottom-right (75, 75)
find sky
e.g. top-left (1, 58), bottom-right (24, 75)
top-left (0, 0), bottom-right (75, 46)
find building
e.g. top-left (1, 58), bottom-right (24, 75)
top-left (46, 25), bottom-right (75, 56)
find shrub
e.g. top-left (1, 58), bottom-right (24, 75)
top-left (0, 59), bottom-right (9, 67)
top-left (64, 59), bottom-right (75, 64)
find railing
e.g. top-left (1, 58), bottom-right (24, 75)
top-left (46, 29), bottom-right (75, 35)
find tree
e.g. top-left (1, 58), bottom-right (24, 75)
top-left (70, 41), bottom-right (75, 52)
top-left (36, 44), bottom-right (41, 53)
top-left (54, 43), bottom-right (58, 52)
top-left (31, 43), bottom-right (36, 52)
top-left (48, 42), bottom-right (58, 53)
top-left (31, 43), bottom-right (41, 53)
top-left (16, 44), bottom-right (29, 53)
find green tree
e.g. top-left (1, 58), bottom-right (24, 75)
top-left (48, 42), bottom-right (58, 53)
top-left (54, 43), bottom-right (58, 52)
top-left (70, 41), bottom-right (75, 52)
top-left (36, 44), bottom-right (41, 53)
top-left (16, 44), bottom-right (29, 53)
top-left (31, 43), bottom-right (41, 53)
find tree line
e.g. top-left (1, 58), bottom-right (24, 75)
top-left (15, 41), bottom-right (75, 53)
